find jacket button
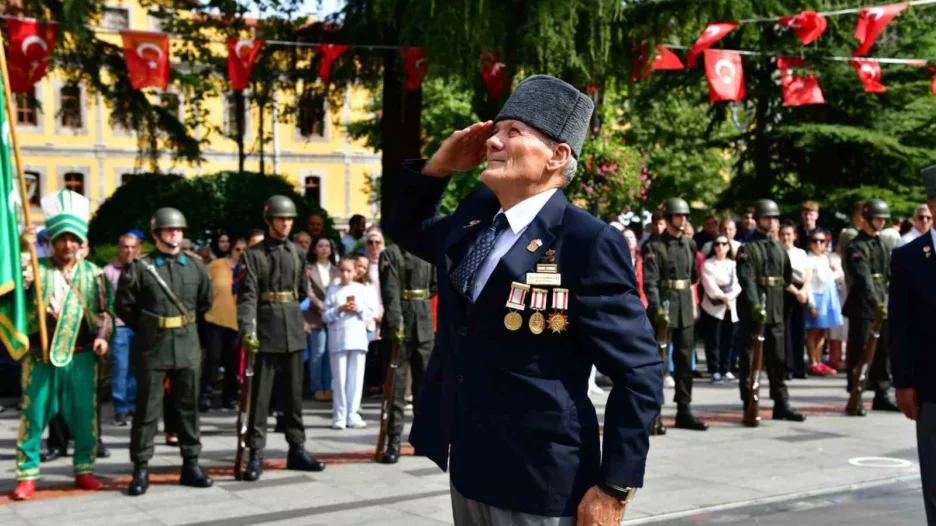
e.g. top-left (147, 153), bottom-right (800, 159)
top-left (458, 326), bottom-right (468, 336)
top-left (455, 375), bottom-right (464, 384)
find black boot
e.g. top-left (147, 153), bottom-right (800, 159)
top-left (872, 394), bottom-right (900, 412)
top-left (127, 462), bottom-right (149, 496)
top-left (97, 441), bottom-right (111, 459)
top-left (287, 445), bottom-right (326, 472)
top-left (674, 406), bottom-right (709, 431)
top-left (773, 399), bottom-right (807, 422)
top-left (243, 450), bottom-right (263, 482)
top-left (652, 418), bottom-right (667, 436)
top-left (379, 435), bottom-right (401, 464)
top-left (179, 458), bottom-right (213, 488)
top-left (40, 447), bottom-right (66, 462)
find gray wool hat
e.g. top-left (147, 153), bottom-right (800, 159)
top-left (923, 165), bottom-right (936, 197)
top-left (494, 75), bottom-right (595, 158)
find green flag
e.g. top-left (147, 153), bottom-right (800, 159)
top-left (0, 85), bottom-right (29, 360)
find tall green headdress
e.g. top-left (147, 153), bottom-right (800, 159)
top-left (41, 190), bottom-right (90, 243)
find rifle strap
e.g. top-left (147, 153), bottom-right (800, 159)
top-left (143, 263), bottom-right (191, 317)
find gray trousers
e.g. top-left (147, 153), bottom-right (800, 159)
top-left (918, 402), bottom-right (936, 525)
top-left (451, 480), bottom-right (575, 526)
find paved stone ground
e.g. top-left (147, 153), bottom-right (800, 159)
top-left (0, 373), bottom-right (921, 525)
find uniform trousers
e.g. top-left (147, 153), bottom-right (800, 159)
top-left (451, 479), bottom-right (576, 526)
top-left (130, 365), bottom-right (201, 462)
top-left (247, 350), bottom-right (305, 449)
top-left (386, 338), bottom-right (433, 436)
top-left (845, 318), bottom-right (892, 396)
top-left (16, 352), bottom-right (98, 480)
top-left (330, 349), bottom-right (367, 426)
top-left (916, 402), bottom-right (936, 525)
top-left (738, 322), bottom-right (789, 404)
top-left (669, 326), bottom-right (695, 406)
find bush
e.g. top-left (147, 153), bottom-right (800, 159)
top-left (88, 173), bottom-right (184, 248)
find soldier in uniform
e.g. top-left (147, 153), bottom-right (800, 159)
top-left (736, 199), bottom-right (806, 422)
top-left (238, 195), bottom-right (326, 482)
top-left (377, 243), bottom-right (438, 463)
top-left (642, 198), bottom-right (708, 432)
top-left (843, 198), bottom-right (900, 414)
top-left (117, 208), bottom-right (214, 496)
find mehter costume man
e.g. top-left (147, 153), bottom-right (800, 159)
top-left (12, 189), bottom-right (114, 500)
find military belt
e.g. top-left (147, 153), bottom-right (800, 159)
top-left (660, 279), bottom-right (690, 290)
top-left (261, 291), bottom-right (298, 304)
top-left (759, 276), bottom-right (784, 287)
top-left (156, 312), bottom-right (197, 329)
top-left (870, 273), bottom-right (886, 283)
top-left (402, 289), bottom-right (430, 301)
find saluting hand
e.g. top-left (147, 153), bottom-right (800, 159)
top-left (423, 121), bottom-right (493, 178)
top-left (576, 486), bottom-right (626, 525)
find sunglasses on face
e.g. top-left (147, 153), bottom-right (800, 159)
top-left (810, 239), bottom-right (826, 244)
top-left (715, 241), bottom-right (729, 246)
top-left (918, 215), bottom-right (933, 221)
top-left (366, 240), bottom-right (381, 245)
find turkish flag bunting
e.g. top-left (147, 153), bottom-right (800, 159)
top-left (704, 49), bottom-right (744, 102)
top-left (854, 2), bottom-right (909, 57)
top-left (121, 31), bottom-right (170, 90)
top-left (687, 22), bottom-right (737, 68)
top-left (653, 45), bottom-right (685, 70)
top-left (777, 57), bottom-right (824, 107)
top-left (4, 19), bottom-right (58, 94)
top-left (481, 49), bottom-right (507, 99)
top-left (778, 11), bottom-right (828, 46)
top-left (401, 48), bottom-right (427, 91)
top-left (316, 44), bottom-right (350, 86)
top-left (227, 38), bottom-right (263, 90)
top-left (850, 59), bottom-right (887, 93)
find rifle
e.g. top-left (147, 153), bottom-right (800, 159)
top-left (650, 300), bottom-right (670, 436)
top-left (234, 332), bottom-right (259, 480)
top-left (846, 313), bottom-right (884, 416)
top-left (743, 294), bottom-right (768, 427)
top-left (375, 328), bottom-right (404, 461)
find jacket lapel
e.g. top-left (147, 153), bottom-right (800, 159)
top-left (443, 197), bottom-right (502, 275)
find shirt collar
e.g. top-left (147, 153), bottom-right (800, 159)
top-left (154, 251), bottom-right (186, 267)
top-left (495, 188), bottom-right (558, 235)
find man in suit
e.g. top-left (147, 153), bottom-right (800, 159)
top-left (386, 75), bottom-right (662, 525)
top-left (890, 166), bottom-right (936, 524)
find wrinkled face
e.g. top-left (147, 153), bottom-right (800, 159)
top-left (802, 209), bottom-right (818, 227)
top-left (668, 214), bottom-right (687, 232)
top-left (721, 220), bottom-right (736, 240)
top-left (366, 236), bottom-right (384, 257)
top-left (218, 235), bottom-right (231, 254)
top-left (780, 227), bottom-right (796, 247)
top-left (295, 235), bottom-right (311, 253)
top-left (231, 241), bottom-right (246, 263)
top-left (623, 230), bottom-right (637, 251)
top-left (482, 120), bottom-right (556, 190)
top-left (871, 217), bottom-right (886, 232)
top-left (338, 261), bottom-right (355, 284)
top-left (52, 234), bottom-right (81, 264)
top-left (314, 238), bottom-right (332, 260)
top-left (269, 217), bottom-right (294, 239)
top-left (354, 257), bottom-right (368, 279)
top-left (307, 215), bottom-right (325, 237)
top-left (809, 236), bottom-right (827, 255)
top-left (915, 209), bottom-right (933, 233)
top-left (118, 236), bottom-right (138, 263)
top-left (758, 216), bottom-right (779, 234)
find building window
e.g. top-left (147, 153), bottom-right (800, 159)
top-left (63, 172), bottom-right (85, 195)
top-left (297, 93), bottom-right (325, 138)
top-left (304, 175), bottom-right (321, 205)
top-left (224, 93), bottom-right (247, 138)
top-left (24, 171), bottom-right (41, 206)
top-left (59, 85), bottom-right (82, 129)
top-left (102, 7), bottom-right (130, 29)
top-left (160, 93), bottom-right (182, 120)
top-left (15, 91), bottom-right (39, 126)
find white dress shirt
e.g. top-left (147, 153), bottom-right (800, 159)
top-left (898, 227), bottom-right (926, 248)
top-left (786, 246), bottom-right (810, 285)
top-left (316, 262), bottom-right (334, 288)
top-left (322, 281), bottom-right (375, 353)
top-left (471, 188), bottom-right (558, 302)
top-left (700, 258), bottom-right (741, 321)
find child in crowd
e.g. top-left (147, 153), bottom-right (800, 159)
top-left (323, 257), bottom-right (375, 429)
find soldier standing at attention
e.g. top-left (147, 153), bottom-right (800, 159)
top-left (377, 243), bottom-right (438, 463)
top-left (118, 208), bottom-right (214, 496)
top-left (238, 196), bottom-right (326, 482)
top-left (642, 198), bottom-right (708, 432)
top-left (843, 199), bottom-right (900, 414)
top-left (736, 200), bottom-right (806, 422)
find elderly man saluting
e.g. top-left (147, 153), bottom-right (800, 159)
top-left (386, 75), bottom-right (662, 525)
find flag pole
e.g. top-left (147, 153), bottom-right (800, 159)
top-left (0, 33), bottom-right (50, 362)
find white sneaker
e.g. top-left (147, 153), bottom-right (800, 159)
top-left (711, 373), bottom-right (723, 383)
top-left (347, 415), bottom-right (367, 429)
top-left (725, 372), bottom-right (737, 381)
top-left (664, 376), bottom-right (676, 388)
top-left (331, 422), bottom-right (346, 430)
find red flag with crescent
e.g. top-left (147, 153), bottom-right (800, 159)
top-left (778, 11), bottom-right (828, 46)
top-left (227, 38), bottom-right (263, 90)
top-left (704, 49), bottom-right (744, 102)
top-left (401, 48), bottom-right (427, 91)
top-left (315, 44), bottom-right (349, 86)
top-left (481, 49), bottom-right (507, 99)
top-left (687, 22), bottom-right (737, 68)
top-left (4, 19), bottom-right (58, 94)
top-left (778, 57), bottom-right (824, 107)
top-left (850, 59), bottom-right (887, 93)
top-left (854, 2), bottom-right (909, 57)
top-left (121, 31), bottom-right (170, 90)
top-left (653, 45), bottom-right (685, 70)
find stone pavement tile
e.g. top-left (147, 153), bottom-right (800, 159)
top-left (129, 486), bottom-right (240, 512)
top-left (258, 504), bottom-right (416, 526)
top-left (141, 497), bottom-right (265, 525)
top-left (28, 509), bottom-right (161, 526)
top-left (339, 478), bottom-right (450, 501)
top-left (231, 480), bottom-right (362, 511)
top-left (8, 490), bottom-right (128, 519)
top-left (384, 492), bottom-right (454, 523)
top-left (635, 482), bottom-right (769, 516)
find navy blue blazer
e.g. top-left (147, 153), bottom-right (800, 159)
top-left (888, 231), bottom-right (936, 403)
top-left (385, 161), bottom-right (663, 517)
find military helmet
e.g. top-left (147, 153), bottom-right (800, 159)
top-left (862, 198), bottom-right (890, 221)
top-left (753, 199), bottom-right (781, 219)
top-left (264, 195), bottom-right (297, 219)
top-left (661, 197), bottom-right (691, 218)
top-left (150, 207), bottom-right (188, 232)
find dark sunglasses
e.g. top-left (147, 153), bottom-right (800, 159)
top-left (366, 240), bottom-right (382, 245)
top-left (714, 241), bottom-right (730, 246)
top-left (917, 215), bottom-right (933, 221)
top-left (810, 238), bottom-right (827, 244)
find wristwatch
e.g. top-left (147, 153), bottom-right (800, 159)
top-left (598, 482), bottom-right (637, 504)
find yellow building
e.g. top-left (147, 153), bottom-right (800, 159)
top-left (11, 1), bottom-right (379, 229)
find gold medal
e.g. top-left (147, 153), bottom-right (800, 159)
top-left (547, 312), bottom-right (569, 334)
top-left (504, 311), bottom-right (523, 331)
top-left (529, 312), bottom-right (546, 334)
top-left (528, 288), bottom-right (548, 335)
top-left (548, 288), bottom-right (570, 334)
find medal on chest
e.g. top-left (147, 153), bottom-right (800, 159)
top-left (504, 282), bottom-right (530, 331)
top-left (529, 288), bottom-right (548, 335)
top-left (547, 288), bottom-right (570, 334)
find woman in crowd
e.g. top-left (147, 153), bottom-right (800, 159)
top-left (700, 234), bottom-right (741, 383)
top-left (306, 237), bottom-right (340, 402)
top-left (805, 229), bottom-right (844, 376)
top-left (363, 229), bottom-right (386, 339)
top-left (323, 257), bottom-right (376, 429)
top-left (780, 221), bottom-right (811, 379)
top-left (200, 234), bottom-right (245, 411)
top-left (354, 254), bottom-right (382, 342)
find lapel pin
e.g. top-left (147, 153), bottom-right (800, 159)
top-left (925, 246), bottom-right (932, 258)
top-left (465, 219), bottom-right (481, 228)
top-left (527, 239), bottom-right (543, 252)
